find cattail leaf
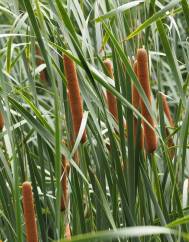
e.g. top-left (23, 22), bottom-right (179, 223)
top-left (70, 111), bottom-right (88, 158)
top-left (167, 215), bottom-right (189, 227)
top-left (94, 1), bottom-right (144, 23)
top-left (178, 101), bottom-right (189, 182)
top-left (102, 22), bottom-right (157, 126)
top-left (127, 0), bottom-right (180, 40)
top-left (59, 226), bottom-right (177, 242)
top-left (140, 164), bottom-right (174, 242)
top-left (23, 0), bottom-right (62, 234)
top-left (6, 37), bottom-right (12, 74)
top-left (156, 19), bottom-right (185, 105)
top-left (181, 0), bottom-right (189, 32)
top-left (0, 0), bottom-right (189, 241)
top-left (92, 173), bottom-right (117, 230)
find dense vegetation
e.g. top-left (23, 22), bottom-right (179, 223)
top-left (0, 0), bottom-right (189, 241)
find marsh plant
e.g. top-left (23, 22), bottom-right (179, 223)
top-left (0, 0), bottom-right (189, 241)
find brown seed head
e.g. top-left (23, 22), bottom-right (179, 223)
top-left (63, 53), bottom-right (86, 144)
top-left (160, 94), bottom-right (175, 159)
top-left (161, 94), bottom-right (174, 127)
top-left (0, 112), bottom-right (4, 130)
top-left (103, 59), bottom-right (118, 121)
top-left (137, 48), bottom-right (158, 153)
top-left (65, 224), bottom-right (71, 240)
top-left (132, 60), bottom-right (144, 149)
top-left (22, 182), bottom-right (38, 242)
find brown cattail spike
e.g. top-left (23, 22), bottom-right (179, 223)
top-left (0, 112), bottom-right (4, 130)
top-left (22, 182), bottom-right (38, 242)
top-left (65, 224), bottom-right (71, 240)
top-left (161, 94), bottom-right (174, 127)
top-left (132, 61), bottom-right (144, 149)
top-left (161, 94), bottom-right (175, 159)
top-left (63, 54), bottom-right (86, 144)
top-left (103, 59), bottom-right (118, 122)
top-left (137, 48), bottom-right (158, 153)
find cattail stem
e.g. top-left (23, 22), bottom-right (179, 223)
top-left (103, 59), bottom-right (118, 122)
top-left (61, 155), bottom-right (70, 211)
top-left (22, 182), bottom-right (38, 242)
top-left (132, 61), bottom-right (144, 149)
top-left (137, 48), bottom-right (158, 153)
top-left (63, 54), bottom-right (86, 144)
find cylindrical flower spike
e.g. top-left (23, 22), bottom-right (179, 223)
top-left (0, 112), bottom-right (4, 130)
top-left (161, 93), bottom-right (175, 159)
top-left (65, 224), bottom-right (71, 240)
top-left (137, 48), bottom-right (158, 153)
top-left (22, 182), bottom-right (38, 242)
top-left (103, 59), bottom-right (118, 122)
top-left (63, 54), bottom-right (86, 144)
top-left (132, 61), bottom-right (144, 149)
top-left (161, 93), bottom-right (174, 127)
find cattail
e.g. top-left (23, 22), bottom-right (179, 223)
top-left (161, 94), bottom-right (174, 127)
top-left (103, 59), bottom-right (118, 121)
top-left (63, 54), bottom-right (86, 144)
top-left (22, 182), bottom-right (38, 242)
top-left (0, 112), bottom-right (4, 130)
top-left (132, 61), bottom-right (144, 149)
top-left (165, 127), bottom-right (175, 159)
top-left (137, 48), bottom-right (157, 153)
top-left (65, 224), bottom-right (71, 240)
top-left (36, 46), bottom-right (46, 82)
top-left (61, 155), bottom-right (70, 211)
top-left (161, 93), bottom-right (175, 159)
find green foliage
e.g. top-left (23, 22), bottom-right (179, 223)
top-left (0, 0), bottom-right (189, 241)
